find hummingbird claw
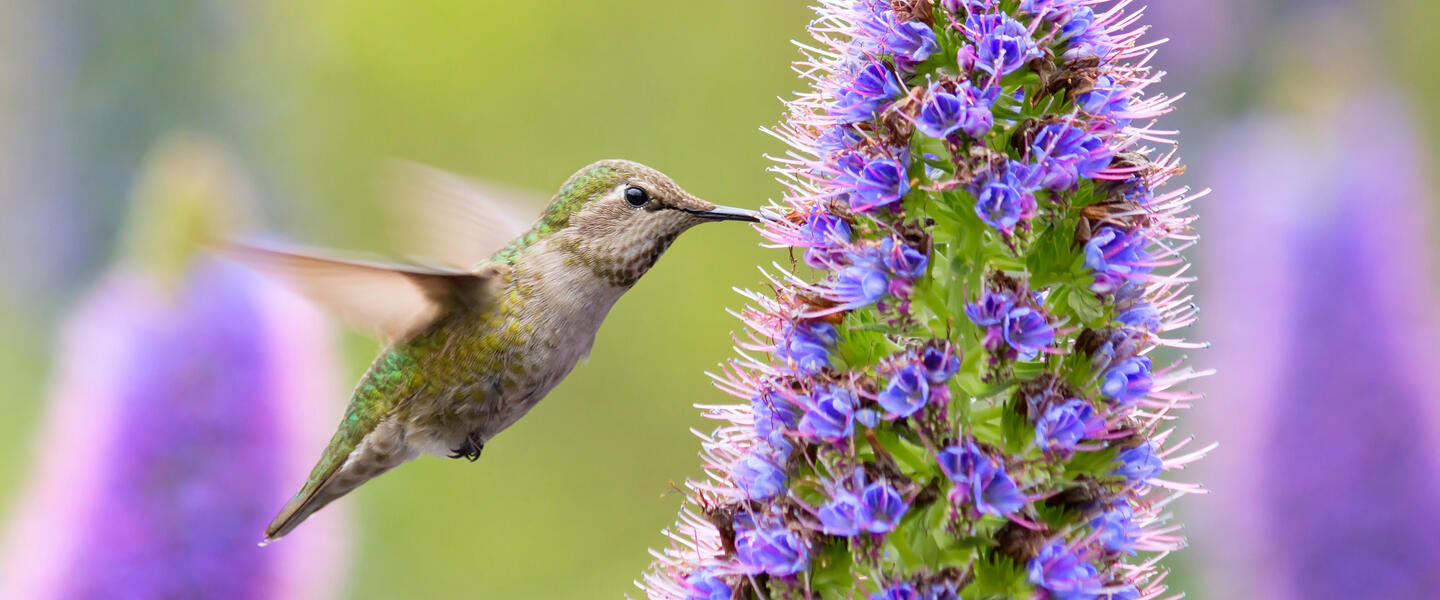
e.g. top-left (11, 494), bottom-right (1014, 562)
top-left (448, 431), bottom-right (485, 462)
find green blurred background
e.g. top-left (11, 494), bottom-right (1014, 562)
top-left (3, 1), bottom-right (1440, 598)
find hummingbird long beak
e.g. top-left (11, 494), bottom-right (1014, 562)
top-left (684, 204), bottom-right (764, 223)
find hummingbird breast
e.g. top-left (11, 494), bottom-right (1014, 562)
top-left (398, 237), bottom-right (633, 453)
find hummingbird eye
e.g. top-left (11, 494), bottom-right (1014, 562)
top-left (624, 186), bottom-right (650, 208)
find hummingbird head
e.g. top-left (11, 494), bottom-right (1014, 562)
top-left (532, 159), bottom-right (761, 287)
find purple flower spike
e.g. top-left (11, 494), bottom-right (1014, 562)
top-left (1101, 356), bottom-right (1153, 404)
top-left (1116, 441), bottom-right (1163, 483)
top-left (859, 482), bottom-right (909, 533)
top-left (1003, 305), bottom-right (1055, 360)
top-left (878, 364), bottom-right (931, 418)
top-left (641, 0), bottom-right (1205, 595)
top-left (966, 13), bottom-right (1041, 76)
top-left (1029, 123), bottom-right (1114, 191)
top-left (851, 157), bottom-right (911, 212)
top-left (799, 386), bottom-right (857, 442)
top-left (818, 491), bottom-right (864, 536)
top-left (1028, 541), bottom-right (1103, 600)
top-left (1036, 399), bottom-right (1101, 452)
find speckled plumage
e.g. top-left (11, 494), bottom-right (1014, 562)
top-left (262, 160), bottom-right (756, 541)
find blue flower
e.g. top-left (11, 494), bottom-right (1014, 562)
top-left (965, 289), bottom-right (1014, 327)
top-left (731, 451), bottom-right (788, 500)
top-left (1029, 123), bottom-right (1113, 191)
top-left (851, 157), bottom-right (911, 212)
top-left (834, 265), bottom-right (891, 308)
top-left (1085, 226), bottom-right (1152, 293)
top-left (856, 2), bottom-right (937, 63)
top-left (1003, 305), bottom-right (1055, 360)
top-left (735, 517), bottom-right (809, 576)
top-left (1027, 541), bottom-right (1103, 600)
top-left (816, 124), bottom-right (865, 157)
top-left (889, 21), bottom-right (939, 62)
top-left (920, 345), bottom-right (962, 383)
top-left (833, 62), bottom-right (905, 124)
top-left (871, 582), bottom-right (921, 600)
top-left (776, 321), bottom-right (840, 374)
top-left (1101, 356), bottom-right (1153, 404)
top-left (799, 386), bottom-right (857, 442)
top-left (1036, 399), bottom-right (1100, 452)
top-left (859, 481), bottom-right (909, 533)
top-left (799, 212), bottom-right (853, 269)
top-left (916, 82), bottom-right (999, 139)
top-left (1076, 74), bottom-right (1132, 125)
top-left (1116, 441), bottom-right (1163, 482)
top-left (915, 89), bottom-right (966, 138)
top-left (1058, 7), bottom-right (1112, 59)
top-left (818, 491), bottom-right (864, 536)
top-left (972, 161), bottom-right (1038, 232)
top-left (1106, 585), bottom-right (1141, 600)
top-left (878, 364), bottom-right (931, 418)
top-left (966, 12), bottom-right (1040, 76)
top-left (938, 443), bottom-right (1026, 516)
top-left (1116, 301), bottom-right (1161, 332)
top-left (880, 237), bottom-right (928, 279)
top-left (1091, 503), bottom-right (1140, 555)
top-left (924, 582), bottom-right (960, 600)
top-left (753, 390), bottom-right (803, 437)
top-left (683, 570), bottom-right (733, 600)
top-left (1019, 0), bottom-right (1080, 19)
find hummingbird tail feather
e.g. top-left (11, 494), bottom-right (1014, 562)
top-left (263, 420), bottom-right (418, 542)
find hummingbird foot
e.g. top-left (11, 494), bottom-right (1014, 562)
top-left (448, 431), bottom-right (484, 462)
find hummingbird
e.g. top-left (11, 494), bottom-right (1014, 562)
top-left (230, 160), bottom-right (763, 543)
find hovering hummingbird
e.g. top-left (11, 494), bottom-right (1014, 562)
top-left (230, 160), bottom-right (763, 543)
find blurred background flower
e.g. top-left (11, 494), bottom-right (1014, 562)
top-left (0, 136), bottom-right (350, 599)
top-left (0, 0), bottom-right (1437, 598)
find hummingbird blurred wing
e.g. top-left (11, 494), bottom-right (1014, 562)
top-left (223, 241), bottom-right (499, 341)
top-left (382, 161), bottom-right (543, 268)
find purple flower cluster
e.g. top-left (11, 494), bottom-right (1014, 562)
top-left (915, 82), bottom-right (999, 139)
top-left (642, 1), bottom-right (1204, 598)
top-left (938, 442), bottom-right (1026, 517)
top-left (966, 287), bottom-right (1056, 360)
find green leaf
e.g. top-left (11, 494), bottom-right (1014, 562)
top-left (964, 553), bottom-right (1035, 600)
top-left (1066, 288), bottom-right (1105, 324)
top-left (871, 428), bottom-right (938, 481)
top-left (811, 540), bottom-right (856, 598)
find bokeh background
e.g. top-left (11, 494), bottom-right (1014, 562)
top-left (0, 1), bottom-right (1437, 598)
